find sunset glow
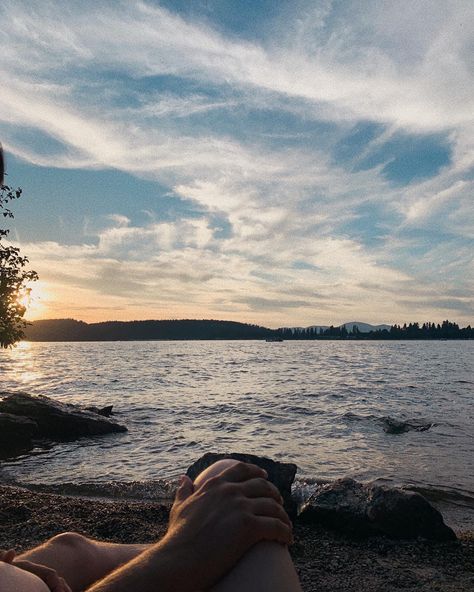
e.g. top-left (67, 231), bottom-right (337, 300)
top-left (1, 1), bottom-right (472, 327)
top-left (21, 281), bottom-right (49, 321)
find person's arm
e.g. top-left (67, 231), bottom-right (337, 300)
top-left (87, 462), bottom-right (292, 592)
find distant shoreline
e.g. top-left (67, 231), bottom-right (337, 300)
top-left (23, 318), bottom-right (474, 342)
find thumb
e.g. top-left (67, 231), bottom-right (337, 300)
top-left (175, 475), bottom-right (194, 502)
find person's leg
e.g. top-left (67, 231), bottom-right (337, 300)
top-left (194, 459), bottom-right (302, 592)
top-left (18, 533), bottom-right (149, 592)
top-left (210, 540), bottom-right (302, 592)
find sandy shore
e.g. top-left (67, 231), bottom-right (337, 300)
top-left (1, 484), bottom-right (473, 591)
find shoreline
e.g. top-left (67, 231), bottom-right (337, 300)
top-left (1, 484), bottom-right (473, 591)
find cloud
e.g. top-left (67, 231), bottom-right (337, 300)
top-left (0, 0), bottom-right (473, 325)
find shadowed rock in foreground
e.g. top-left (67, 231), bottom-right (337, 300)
top-left (299, 477), bottom-right (456, 541)
top-left (0, 392), bottom-right (127, 456)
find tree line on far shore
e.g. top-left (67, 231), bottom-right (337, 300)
top-left (278, 320), bottom-right (473, 340)
top-left (24, 318), bottom-right (474, 341)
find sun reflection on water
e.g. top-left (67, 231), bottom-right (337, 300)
top-left (3, 341), bottom-right (44, 387)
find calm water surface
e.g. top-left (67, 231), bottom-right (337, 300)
top-left (1, 341), bottom-right (473, 508)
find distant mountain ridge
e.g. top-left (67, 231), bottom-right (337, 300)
top-left (296, 322), bottom-right (390, 333)
top-left (341, 322), bottom-right (391, 333)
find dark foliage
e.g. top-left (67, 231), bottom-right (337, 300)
top-left (0, 146), bottom-right (38, 348)
top-left (24, 318), bottom-right (276, 341)
top-left (278, 320), bottom-right (473, 340)
top-left (24, 318), bottom-right (473, 341)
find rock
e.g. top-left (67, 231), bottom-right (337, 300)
top-left (0, 412), bottom-right (38, 457)
top-left (0, 392), bottom-right (127, 440)
top-left (186, 452), bottom-right (298, 519)
top-left (85, 405), bottom-right (114, 417)
top-left (299, 477), bottom-right (456, 541)
top-left (380, 417), bottom-right (434, 434)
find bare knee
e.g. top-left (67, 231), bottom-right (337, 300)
top-left (46, 532), bottom-right (98, 564)
top-left (48, 532), bottom-right (90, 550)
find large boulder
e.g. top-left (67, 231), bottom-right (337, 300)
top-left (186, 452), bottom-right (297, 519)
top-left (0, 392), bottom-right (127, 439)
top-left (299, 477), bottom-right (456, 541)
top-left (0, 412), bottom-right (38, 457)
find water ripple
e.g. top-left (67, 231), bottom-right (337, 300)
top-left (0, 340), bottom-right (472, 500)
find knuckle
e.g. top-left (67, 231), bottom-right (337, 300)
top-left (202, 475), bottom-right (220, 491)
top-left (234, 461), bottom-right (251, 476)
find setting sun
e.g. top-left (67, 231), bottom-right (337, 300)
top-left (21, 281), bottom-right (49, 320)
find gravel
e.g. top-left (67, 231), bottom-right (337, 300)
top-left (1, 485), bottom-right (473, 592)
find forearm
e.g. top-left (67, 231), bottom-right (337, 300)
top-left (86, 537), bottom-right (192, 592)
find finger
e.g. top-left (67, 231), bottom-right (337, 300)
top-left (44, 571), bottom-right (61, 591)
top-left (216, 462), bottom-right (267, 484)
top-left (240, 477), bottom-right (283, 503)
top-left (60, 577), bottom-right (73, 592)
top-left (174, 475), bottom-right (194, 502)
top-left (54, 576), bottom-right (72, 592)
top-left (249, 498), bottom-right (292, 527)
top-left (0, 549), bottom-right (15, 563)
top-left (254, 516), bottom-right (293, 546)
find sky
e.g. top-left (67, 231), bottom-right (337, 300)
top-left (0, 0), bottom-right (473, 327)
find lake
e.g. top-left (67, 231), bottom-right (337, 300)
top-left (1, 340), bottom-right (473, 525)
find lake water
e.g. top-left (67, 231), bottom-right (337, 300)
top-left (1, 340), bottom-right (473, 526)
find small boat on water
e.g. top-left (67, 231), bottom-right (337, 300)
top-left (265, 337), bottom-right (284, 342)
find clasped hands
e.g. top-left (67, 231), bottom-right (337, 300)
top-left (1, 461), bottom-right (292, 592)
top-left (158, 460), bottom-right (293, 590)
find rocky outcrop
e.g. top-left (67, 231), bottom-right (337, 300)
top-left (343, 412), bottom-right (435, 434)
top-left (0, 392), bottom-right (127, 441)
top-left (85, 405), bottom-right (114, 417)
top-left (299, 477), bottom-right (456, 541)
top-left (186, 452), bottom-right (297, 519)
top-left (0, 413), bottom-right (38, 457)
top-left (380, 417), bottom-right (434, 434)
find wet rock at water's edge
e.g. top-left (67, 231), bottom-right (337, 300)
top-left (0, 412), bottom-right (38, 457)
top-left (0, 392), bottom-right (127, 441)
top-left (299, 477), bottom-right (456, 541)
top-left (85, 405), bottom-right (114, 417)
top-left (186, 452), bottom-right (298, 519)
top-left (381, 417), bottom-right (435, 434)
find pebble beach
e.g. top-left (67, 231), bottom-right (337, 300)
top-left (1, 484), bottom-right (473, 592)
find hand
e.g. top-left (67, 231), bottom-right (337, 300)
top-left (160, 461), bottom-right (293, 591)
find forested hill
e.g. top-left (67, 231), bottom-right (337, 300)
top-left (24, 318), bottom-right (473, 341)
top-left (24, 319), bottom-right (275, 341)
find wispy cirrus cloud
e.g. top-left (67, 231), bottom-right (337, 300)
top-left (0, 0), bottom-right (472, 325)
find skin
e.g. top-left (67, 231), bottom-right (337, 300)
top-left (87, 461), bottom-right (292, 592)
top-left (0, 461), bottom-right (299, 592)
top-left (0, 550), bottom-right (71, 592)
